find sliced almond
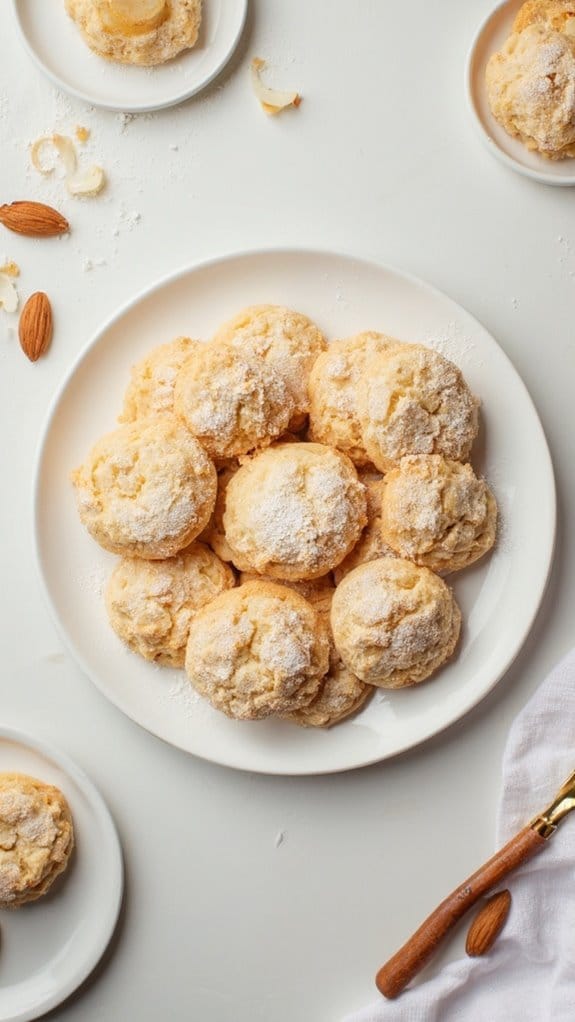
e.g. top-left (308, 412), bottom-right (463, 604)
top-left (0, 274), bottom-right (19, 313)
top-left (19, 292), bottom-right (53, 362)
top-left (250, 58), bottom-right (301, 115)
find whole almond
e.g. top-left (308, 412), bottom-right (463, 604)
top-left (465, 889), bottom-right (511, 957)
top-left (0, 201), bottom-right (69, 237)
top-left (19, 292), bottom-right (53, 362)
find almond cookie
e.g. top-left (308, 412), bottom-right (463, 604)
top-left (238, 571), bottom-right (334, 600)
top-left (358, 343), bottom-right (479, 472)
top-left (72, 415), bottom-right (217, 559)
top-left (308, 332), bottom-right (401, 464)
top-left (105, 541), bottom-right (235, 667)
top-left (486, 22), bottom-right (575, 158)
top-left (282, 590), bottom-right (373, 728)
top-left (330, 558), bottom-right (461, 688)
top-left (0, 773), bottom-right (74, 908)
top-left (223, 443), bottom-right (367, 580)
top-left (65, 0), bottom-right (202, 67)
top-left (513, 0), bottom-right (575, 34)
top-left (213, 304), bottom-right (327, 428)
top-left (119, 336), bottom-right (201, 423)
top-left (333, 469), bottom-right (397, 584)
top-left (199, 464), bottom-right (238, 563)
top-left (380, 455), bottom-right (497, 574)
top-left (184, 581), bottom-right (330, 720)
top-left (174, 345), bottom-right (294, 459)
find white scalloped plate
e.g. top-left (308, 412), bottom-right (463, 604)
top-left (466, 0), bottom-right (575, 185)
top-left (33, 249), bottom-right (556, 775)
top-left (12, 0), bottom-right (247, 113)
top-left (0, 728), bottom-right (123, 1022)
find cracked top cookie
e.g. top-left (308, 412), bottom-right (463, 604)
top-left (184, 581), bottom-right (330, 720)
top-left (223, 443), bottom-right (367, 580)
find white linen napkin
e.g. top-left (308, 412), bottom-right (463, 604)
top-left (345, 649), bottom-right (575, 1022)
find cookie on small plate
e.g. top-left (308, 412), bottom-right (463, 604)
top-left (65, 0), bottom-right (202, 66)
top-left (0, 772), bottom-right (74, 908)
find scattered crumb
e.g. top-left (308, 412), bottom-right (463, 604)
top-left (75, 125), bottom-right (90, 143)
top-left (274, 830), bottom-right (286, 848)
top-left (0, 261), bottom-right (20, 277)
top-left (117, 112), bottom-right (135, 133)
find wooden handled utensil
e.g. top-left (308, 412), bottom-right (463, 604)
top-left (376, 766), bottom-right (575, 999)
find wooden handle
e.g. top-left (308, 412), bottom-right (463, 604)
top-left (375, 824), bottom-right (546, 999)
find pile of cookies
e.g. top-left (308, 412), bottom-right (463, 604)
top-left (72, 304), bottom-right (497, 729)
top-left (0, 773), bottom-right (74, 908)
top-left (486, 0), bottom-right (575, 159)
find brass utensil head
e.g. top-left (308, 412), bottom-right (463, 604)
top-left (531, 768), bottom-right (575, 839)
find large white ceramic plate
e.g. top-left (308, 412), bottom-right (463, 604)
top-left (34, 249), bottom-right (556, 775)
top-left (0, 727), bottom-right (123, 1022)
top-left (12, 0), bottom-right (247, 113)
top-left (466, 0), bottom-right (575, 185)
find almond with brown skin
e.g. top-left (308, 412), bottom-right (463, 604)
top-left (465, 889), bottom-right (512, 957)
top-left (19, 292), bottom-right (53, 362)
top-left (0, 201), bottom-right (69, 237)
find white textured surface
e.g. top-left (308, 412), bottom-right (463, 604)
top-left (0, 0), bottom-right (573, 1019)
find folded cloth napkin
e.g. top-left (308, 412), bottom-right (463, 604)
top-left (345, 649), bottom-right (575, 1022)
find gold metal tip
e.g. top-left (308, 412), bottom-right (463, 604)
top-left (531, 769), bottom-right (575, 839)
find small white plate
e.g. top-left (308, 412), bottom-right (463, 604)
top-left (466, 0), bottom-right (575, 185)
top-left (12, 0), bottom-right (247, 113)
top-left (33, 248), bottom-right (556, 775)
top-left (0, 728), bottom-right (123, 1022)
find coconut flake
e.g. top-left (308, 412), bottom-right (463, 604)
top-left (250, 58), bottom-right (301, 115)
top-left (0, 274), bottom-right (18, 313)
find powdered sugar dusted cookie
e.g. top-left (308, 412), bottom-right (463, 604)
top-left (184, 581), bottom-right (329, 720)
top-left (331, 558), bottom-right (461, 688)
top-left (223, 443), bottom-right (367, 580)
top-left (282, 590), bottom-right (373, 728)
top-left (72, 415), bottom-right (217, 559)
top-left (380, 455), bottom-right (497, 574)
top-left (308, 332), bottom-right (401, 464)
top-left (213, 304), bottom-right (327, 428)
top-left (486, 21), bottom-right (575, 158)
top-left (65, 0), bottom-right (202, 66)
top-left (106, 541), bottom-right (235, 667)
top-left (119, 336), bottom-right (200, 423)
top-left (0, 773), bottom-right (74, 908)
top-left (333, 469), bottom-right (397, 584)
top-left (358, 344), bottom-right (479, 472)
top-left (174, 345), bottom-right (294, 459)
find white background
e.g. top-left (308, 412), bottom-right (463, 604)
top-left (1, 1), bottom-right (574, 1019)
